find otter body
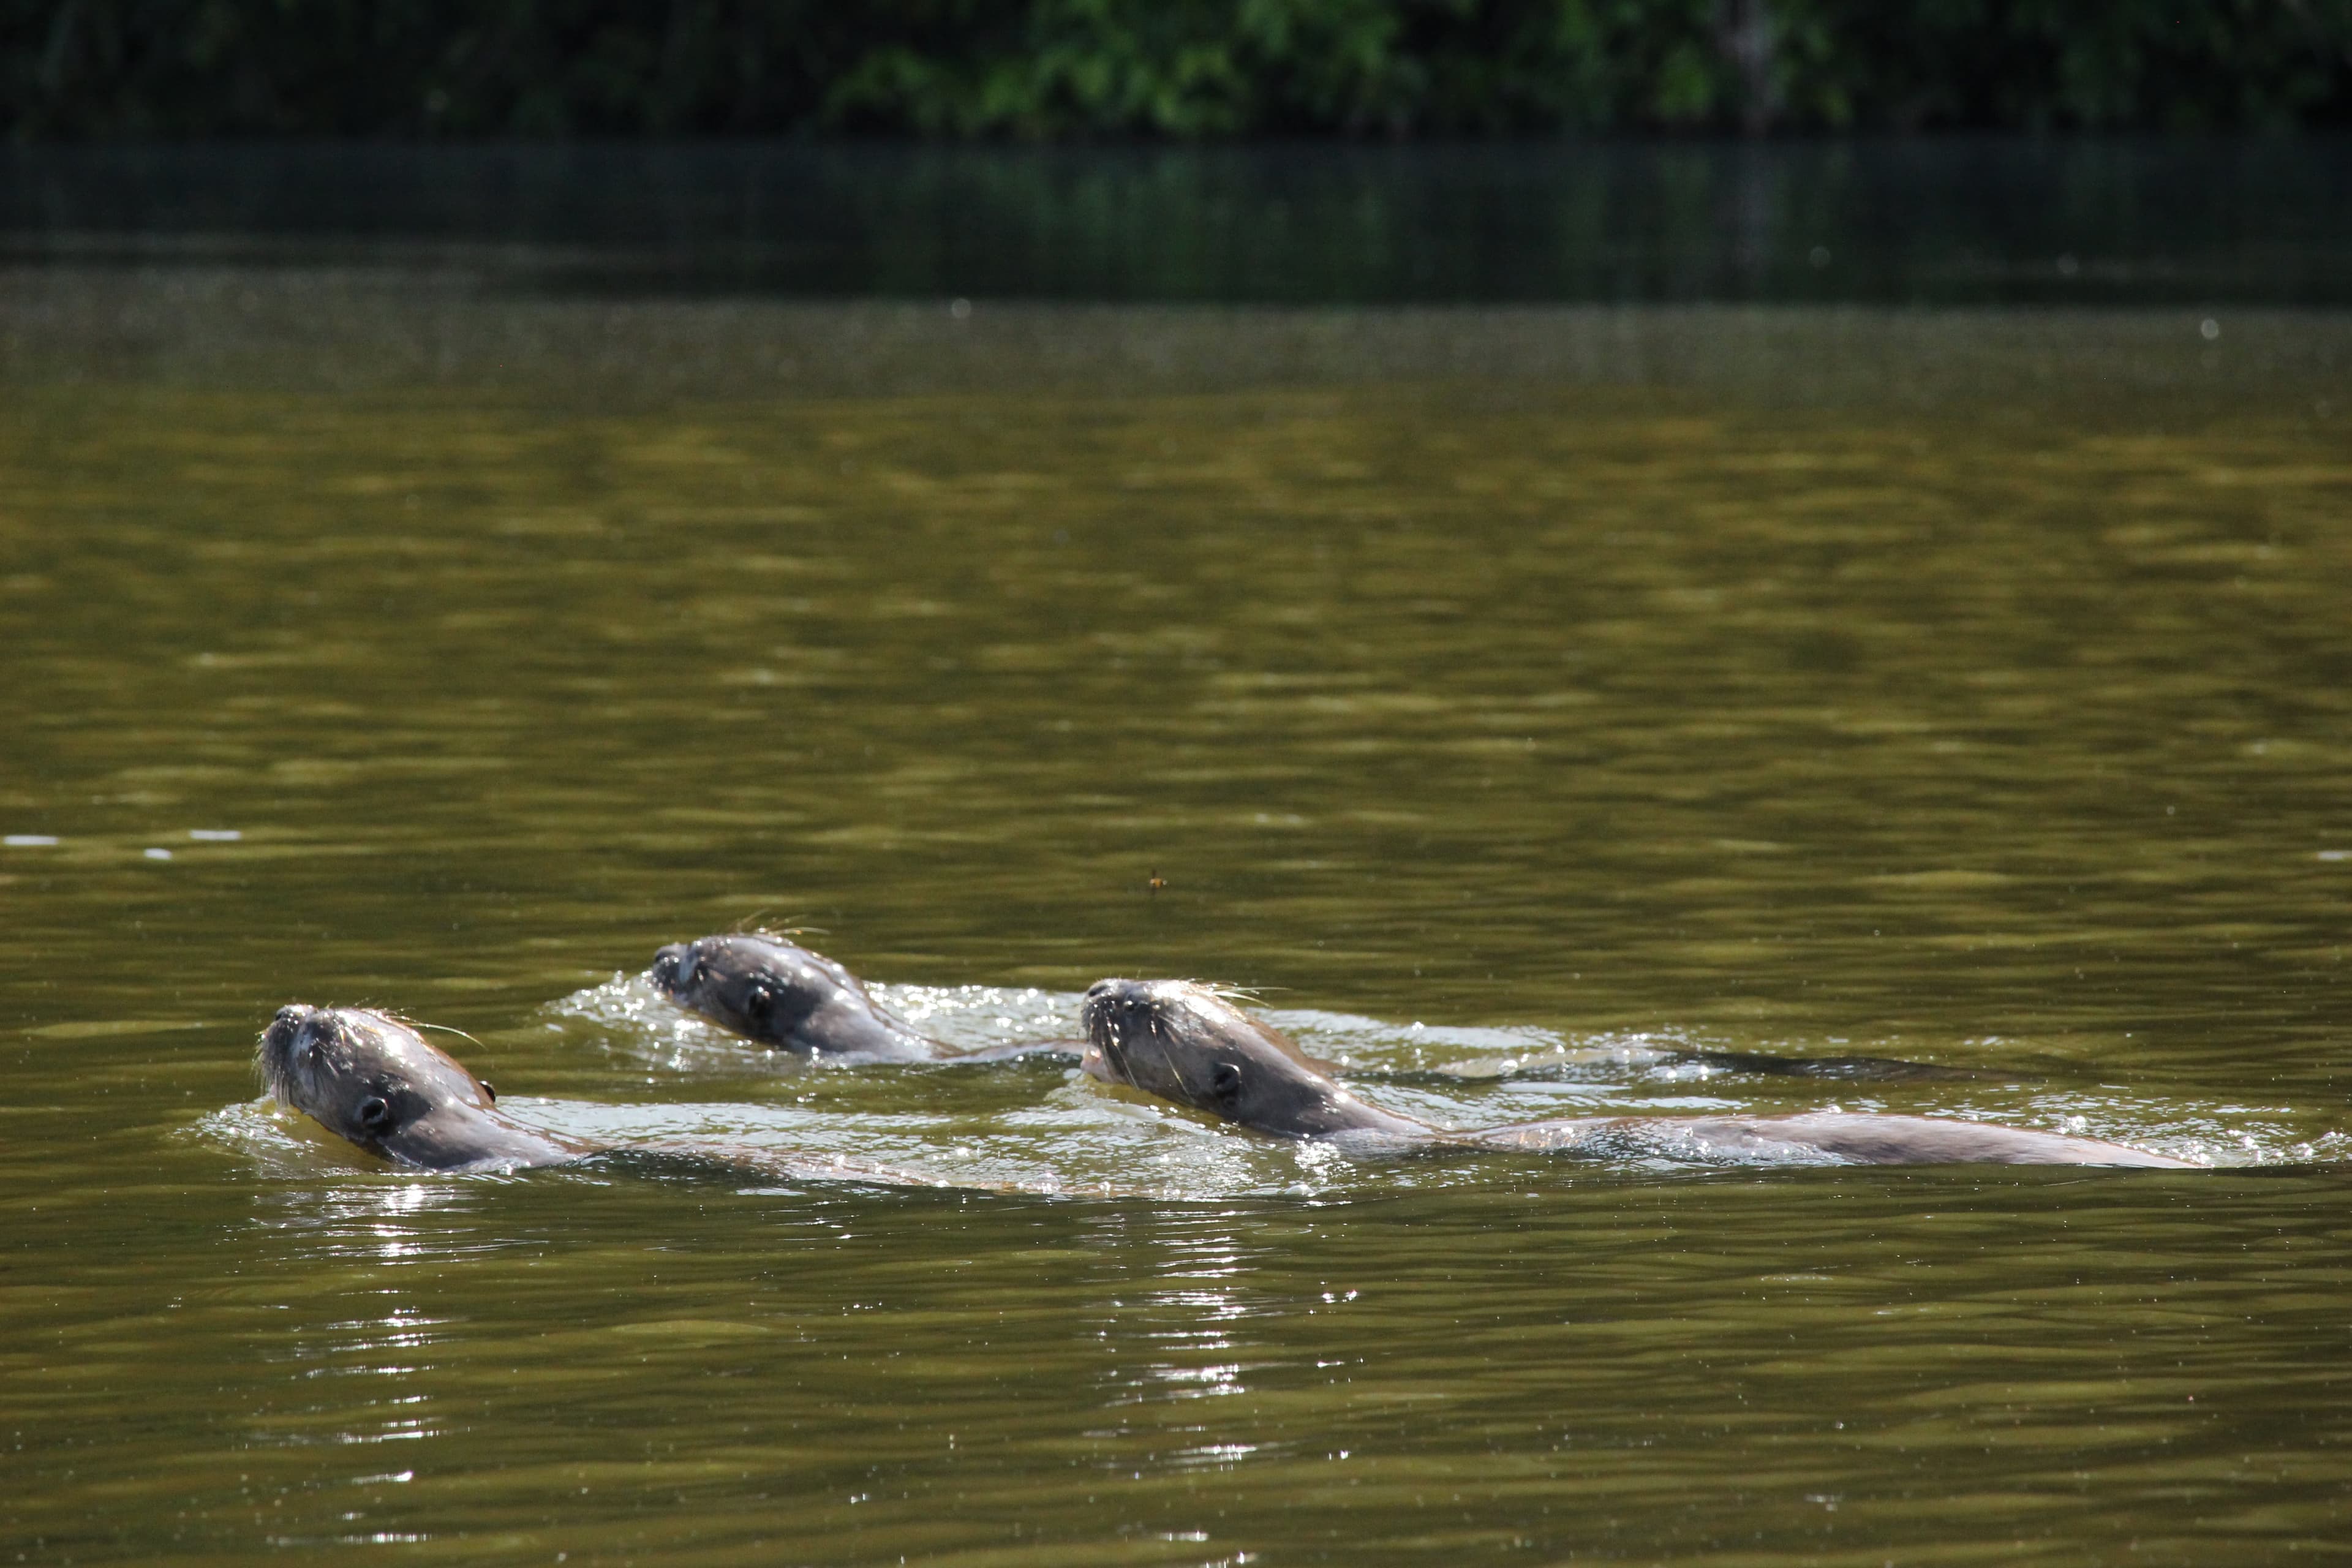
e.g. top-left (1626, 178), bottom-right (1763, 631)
top-left (1469, 1112), bottom-right (2192, 1167)
top-left (1080, 978), bottom-right (2194, 1169)
top-left (649, 933), bottom-right (1081, 1063)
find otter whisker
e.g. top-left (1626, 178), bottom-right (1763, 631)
top-left (1101, 1018), bottom-right (1137, 1080)
top-left (254, 1046), bottom-right (292, 1103)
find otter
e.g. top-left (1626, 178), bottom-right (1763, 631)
top-left (1080, 978), bottom-right (2195, 1168)
top-left (259, 1004), bottom-right (589, 1171)
top-left (649, 933), bottom-right (1080, 1063)
top-left (257, 1003), bottom-right (1009, 1188)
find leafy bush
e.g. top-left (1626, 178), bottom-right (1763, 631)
top-left (7, 0), bottom-right (2350, 138)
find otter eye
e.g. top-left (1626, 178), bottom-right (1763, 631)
top-left (742, 979), bottom-right (777, 1030)
top-left (1210, 1061), bottom-right (1244, 1107)
top-left (356, 1096), bottom-right (391, 1133)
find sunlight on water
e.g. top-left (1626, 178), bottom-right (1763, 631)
top-left (9, 288), bottom-right (2352, 1562)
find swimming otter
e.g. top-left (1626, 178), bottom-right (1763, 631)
top-left (1080, 978), bottom-right (2195, 1168)
top-left (649, 933), bottom-right (1079, 1063)
top-left (259, 1004), bottom-right (588, 1170)
top-left (257, 1003), bottom-right (1003, 1188)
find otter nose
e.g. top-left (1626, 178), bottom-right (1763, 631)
top-left (1084, 979), bottom-right (1157, 1017)
top-left (1084, 979), bottom-right (1130, 1011)
top-left (268, 1004), bottom-right (320, 1042)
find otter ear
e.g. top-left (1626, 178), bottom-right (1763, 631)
top-left (356, 1096), bottom-right (392, 1133)
top-left (478, 1080), bottom-right (497, 1104)
top-left (1210, 1060), bottom-right (1245, 1110)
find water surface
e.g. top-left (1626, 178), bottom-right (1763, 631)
top-left (4, 279), bottom-right (2351, 1562)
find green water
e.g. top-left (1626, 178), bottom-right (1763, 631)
top-left (5, 284), bottom-right (2352, 1562)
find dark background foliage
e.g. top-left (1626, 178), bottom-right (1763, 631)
top-left (7, 0), bottom-right (2352, 139)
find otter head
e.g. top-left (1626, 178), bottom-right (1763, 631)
top-left (648, 934), bottom-right (920, 1057)
top-left (1080, 979), bottom-right (1419, 1140)
top-left (257, 1005), bottom-right (574, 1170)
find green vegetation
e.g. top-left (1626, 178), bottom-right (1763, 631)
top-left (10, 0), bottom-right (2351, 138)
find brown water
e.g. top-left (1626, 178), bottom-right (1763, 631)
top-left (4, 277), bottom-right (2352, 1562)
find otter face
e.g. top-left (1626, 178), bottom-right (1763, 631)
top-left (257, 1005), bottom-right (497, 1161)
top-left (1081, 978), bottom-right (1403, 1139)
top-left (1081, 979), bottom-right (1248, 1114)
top-left (649, 934), bottom-right (914, 1057)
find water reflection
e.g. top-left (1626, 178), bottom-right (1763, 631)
top-left (8, 140), bottom-right (2352, 306)
top-left (242, 1186), bottom-right (481, 1462)
top-left (1072, 1204), bottom-right (1284, 1501)
top-left (1137, 1227), bottom-right (1256, 1406)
